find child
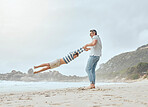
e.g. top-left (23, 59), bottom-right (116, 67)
top-left (33, 47), bottom-right (90, 74)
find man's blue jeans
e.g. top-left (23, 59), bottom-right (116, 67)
top-left (85, 55), bottom-right (100, 84)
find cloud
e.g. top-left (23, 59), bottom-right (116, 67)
top-left (0, 0), bottom-right (148, 76)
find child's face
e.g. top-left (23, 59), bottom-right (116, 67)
top-left (73, 54), bottom-right (78, 59)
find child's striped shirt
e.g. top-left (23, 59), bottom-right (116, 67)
top-left (63, 47), bottom-right (85, 64)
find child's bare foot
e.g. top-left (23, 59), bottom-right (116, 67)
top-left (34, 66), bottom-right (38, 69)
top-left (33, 71), bottom-right (39, 74)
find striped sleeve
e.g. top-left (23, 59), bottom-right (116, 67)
top-left (62, 47), bottom-right (85, 64)
top-left (62, 53), bottom-right (73, 64)
top-left (73, 47), bottom-right (85, 54)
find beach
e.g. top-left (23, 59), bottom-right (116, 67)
top-left (0, 80), bottom-right (148, 107)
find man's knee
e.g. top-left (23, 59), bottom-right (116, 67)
top-left (85, 66), bottom-right (89, 72)
top-left (86, 63), bottom-right (94, 72)
top-left (85, 66), bottom-right (92, 73)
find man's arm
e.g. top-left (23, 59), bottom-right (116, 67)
top-left (83, 39), bottom-right (97, 49)
top-left (82, 47), bottom-right (91, 51)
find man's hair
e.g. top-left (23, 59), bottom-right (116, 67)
top-left (90, 29), bottom-right (97, 35)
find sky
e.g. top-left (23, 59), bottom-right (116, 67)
top-left (0, 0), bottom-right (148, 76)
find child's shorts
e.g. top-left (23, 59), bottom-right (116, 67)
top-left (49, 59), bottom-right (61, 69)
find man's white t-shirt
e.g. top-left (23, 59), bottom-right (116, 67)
top-left (89, 35), bottom-right (102, 56)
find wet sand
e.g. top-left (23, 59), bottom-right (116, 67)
top-left (0, 80), bottom-right (148, 107)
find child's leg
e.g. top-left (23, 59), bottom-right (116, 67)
top-left (49, 59), bottom-right (61, 69)
top-left (34, 66), bottom-right (50, 74)
top-left (33, 59), bottom-right (61, 74)
top-left (34, 63), bottom-right (50, 69)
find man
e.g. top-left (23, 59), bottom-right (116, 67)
top-left (83, 29), bottom-right (102, 89)
top-left (33, 47), bottom-right (90, 74)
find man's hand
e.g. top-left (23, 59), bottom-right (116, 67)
top-left (83, 45), bottom-right (91, 51)
top-left (83, 39), bottom-right (97, 50)
top-left (83, 45), bottom-right (88, 50)
top-left (85, 48), bottom-right (91, 51)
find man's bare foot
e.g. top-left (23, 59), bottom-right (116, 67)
top-left (84, 86), bottom-right (95, 89)
top-left (90, 84), bottom-right (95, 88)
top-left (84, 84), bottom-right (95, 89)
top-left (86, 86), bottom-right (93, 89)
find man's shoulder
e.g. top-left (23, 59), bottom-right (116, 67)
top-left (92, 35), bottom-right (99, 39)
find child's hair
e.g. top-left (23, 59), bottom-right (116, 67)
top-left (74, 52), bottom-right (79, 57)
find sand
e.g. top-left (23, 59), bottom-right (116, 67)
top-left (0, 80), bottom-right (148, 107)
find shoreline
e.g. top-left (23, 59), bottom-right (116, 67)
top-left (0, 80), bottom-right (148, 107)
top-left (0, 80), bottom-right (126, 94)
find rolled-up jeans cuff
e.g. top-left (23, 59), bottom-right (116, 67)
top-left (91, 81), bottom-right (95, 84)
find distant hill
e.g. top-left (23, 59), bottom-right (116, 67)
top-left (96, 62), bottom-right (148, 81)
top-left (136, 44), bottom-right (148, 51)
top-left (96, 44), bottom-right (148, 81)
top-left (0, 69), bottom-right (86, 82)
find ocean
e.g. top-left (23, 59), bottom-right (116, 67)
top-left (0, 80), bottom-right (126, 93)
